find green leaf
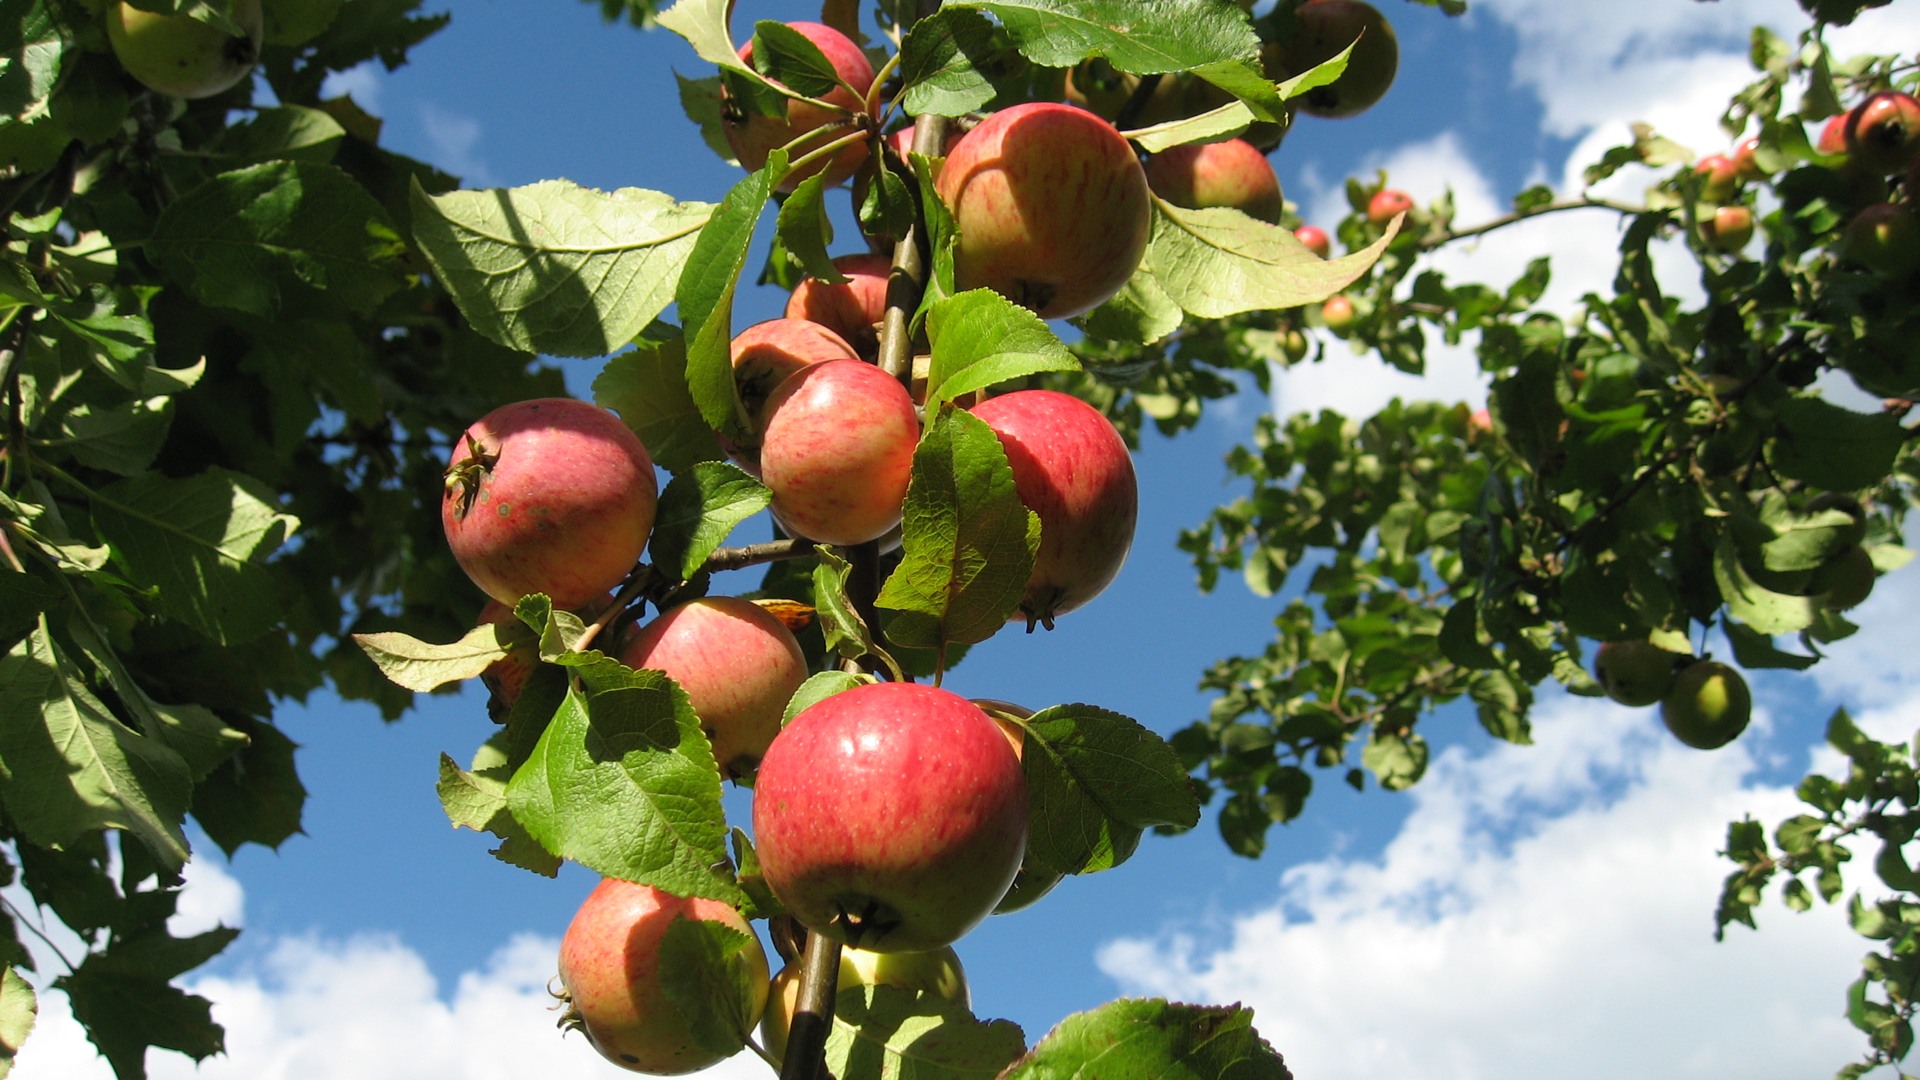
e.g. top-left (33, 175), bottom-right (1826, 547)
top-left (1724, 619), bottom-right (1818, 671)
top-left (924, 290), bottom-right (1080, 406)
top-left (1766, 398), bottom-right (1904, 493)
top-left (658, 918), bottom-right (764, 1061)
top-left (898, 8), bottom-right (1004, 118)
top-left (191, 719), bottom-right (304, 856)
top-left (1074, 263), bottom-right (1184, 345)
top-left (58, 396), bottom-right (174, 477)
top-left (1714, 534), bottom-right (1818, 636)
top-left (783, 669), bottom-right (866, 725)
top-left (353, 622), bottom-right (525, 693)
top-left (412, 178), bottom-right (713, 357)
top-left (436, 749), bottom-right (562, 877)
top-left (149, 162), bottom-right (406, 317)
top-left (0, 967), bottom-right (35, 1079)
top-left (877, 406), bottom-right (1039, 652)
top-left (748, 20), bottom-right (844, 98)
top-left (658, 0), bottom-right (749, 72)
top-left (0, 621), bottom-right (192, 871)
top-left (58, 934), bottom-right (233, 1079)
top-left (1147, 197), bottom-right (1393, 318)
top-left (1020, 703), bottom-right (1202, 876)
top-left (1760, 504), bottom-right (1865, 573)
top-left (950, 0), bottom-right (1260, 78)
top-left (1124, 98), bottom-right (1261, 154)
top-left (592, 327), bottom-right (725, 476)
top-left (1005, 999), bottom-right (1291, 1080)
top-left (1362, 730), bottom-right (1429, 791)
top-left (812, 549), bottom-right (902, 679)
top-left (0, 2), bottom-right (66, 119)
top-left (676, 160), bottom-right (787, 439)
top-left (89, 468), bottom-right (299, 646)
top-left (505, 657), bottom-right (741, 903)
top-left (209, 105), bottom-right (347, 164)
top-left (648, 461), bottom-right (772, 581)
top-left (773, 170), bottom-right (840, 283)
top-left (0, 569), bottom-right (59, 654)
top-left (820, 984), bottom-right (1027, 1080)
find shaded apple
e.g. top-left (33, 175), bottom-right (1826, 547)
top-left (556, 878), bottom-right (769, 1074)
top-left (1844, 90), bottom-right (1920, 176)
top-left (107, 0), bottom-right (262, 100)
top-left (722, 317), bottom-right (860, 470)
top-left (758, 359), bottom-right (919, 547)
top-left (1592, 640), bottom-right (1686, 707)
top-left (442, 398), bottom-right (657, 611)
top-left (1274, 0), bottom-right (1399, 119)
top-left (1145, 138), bottom-right (1284, 223)
top-left (1841, 202), bottom-right (1920, 278)
top-left (784, 253), bottom-right (892, 359)
top-left (617, 596), bottom-right (809, 783)
top-left (752, 682), bottom-right (1028, 951)
top-left (722, 21), bottom-right (874, 192)
top-left (935, 102), bottom-right (1151, 319)
top-left (970, 390), bottom-right (1138, 629)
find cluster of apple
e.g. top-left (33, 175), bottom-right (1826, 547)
top-left (1687, 88), bottom-right (1920, 269)
top-left (1590, 490), bottom-right (1878, 751)
top-left (94, 0), bottom-right (264, 101)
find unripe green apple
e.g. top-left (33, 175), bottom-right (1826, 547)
top-left (721, 21), bottom-right (874, 193)
top-left (1660, 661), bottom-right (1752, 750)
top-left (1807, 491), bottom-right (1868, 550)
top-left (935, 102), bottom-right (1150, 319)
top-left (1145, 138), bottom-right (1284, 223)
top-left (1274, 0), bottom-right (1399, 119)
top-left (1812, 545), bottom-right (1876, 611)
top-left (107, 0), bottom-right (262, 100)
top-left (1841, 202), bottom-right (1920, 278)
top-left (759, 944), bottom-right (969, 1061)
top-left (1321, 294), bottom-right (1356, 334)
top-left (1592, 640), bottom-right (1686, 707)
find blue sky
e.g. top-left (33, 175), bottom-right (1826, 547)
top-left (14, 1), bottom-right (1920, 1077)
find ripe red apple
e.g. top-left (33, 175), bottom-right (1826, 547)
top-left (760, 944), bottom-right (968, 1060)
top-left (617, 596), bottom-right (808, 782)
top-left (1144, 138), bottom-right (1284, 224)
top-left (722, 21), bottom-right (874, 192)
top-left (1321, 294), bottom-right (1356, 333)
top-left (722, 318), bottom-right (860, 470)
top-left (1367, 187), bottom-right (1414, 227)
top-left (1731, 136), bottom-right (1763, 180)
top-left (557, 878), bottom-right (769, 1074)
top-left (1294, 224), bottom-right (1332, 258)
top-left (784, 253), bottom-right (892, 359)
top-left (758, 359), bottom-right (919, 547)
top-left (1844, 90), bottom-right (1920, 176)
top-left (1693, 154), bottom-right (1740, 203)
top-left (969, 390), bottom-right (1137, 629)
top-left (1660, 661), bottom-right (1752, 750)
top-left (1275, 0), bottom-right (1399, 119)
top-left (1841, 202), bottom-right (1920, 278)
top-left (1700, 204), bottom-right (1755, 252)
top-left (935, 102), bottom-right (1151, 319)
top-left (107, 0), bottom-right (262, 100)
top-left (1592, 640), bottom-right (1686, 707)
top-left (752, 682), bottom-right (1028, 952)
top-left (442, 398), bottom-right (658, 611)
top-left (1818, 112), bottom-right (1850, 157)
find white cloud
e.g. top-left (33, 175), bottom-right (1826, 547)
top-left (321, 64), bottom-right (385, 118)
top-left (16, 929), bottom-right (771, 1080)
top-left (1096, 694), bottom-right (1873, 1080)
top-left (419, 102), bottom-right (496, 188)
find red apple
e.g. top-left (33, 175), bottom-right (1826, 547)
top-left (935, 102), bottom-right (1151, 319)
top-left (722, 21), bottom-right (874, 192)
top-left (1275, 0), bottom-right (1399, 119)
top-left (1700, 204), bottom-right (1755, 252)
top-left (1321, 294), bottom-right (1356, 333)
top-left (1144, 138), bottom-right (1284, 223)
top-left (442, 398), bottom-right (657, 611)
top-left (1732, 136), bottom-right (1763, 180)
top-left (557, 878), bottom-right (769, 1074)
top-left (722, 317), bottom-right (860, 470)
top-left (1294, 224), bottom-right (1331, 258)
top-left (617, 596), bottom-right (808, 782)
top-left (969, 390), bottom-right (1137, 629)
top-left (1693, 154), bottom-right (1740, 203)
top-left (1841, 202), bottom-right (1920, 278)
top-left (752, 681), bottom-right (1028, 951)
top-left (784, 253), bottom-right (892, 359)
top-left (758, 359), bottom-right (919, 547)
top-left (1844, 90), bottom-right (1920, 176)
top-left (1367, 187), bottom-right (1413, 227)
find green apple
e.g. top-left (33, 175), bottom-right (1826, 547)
top-left (1592, 640), bottom-right (1686, 707)
top-left (759, 944), bottom-right (969, 1061)
top-left (1812, 545), bottom-right (1876, 611)
top-left (1660, 661), bottom-right (1752, 750)
top-left (107, 0), bottom-right (263, 100)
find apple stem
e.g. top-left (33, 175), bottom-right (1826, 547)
top-left (875, 112), bottom-right (949, 388)
top-left (777, 929), bottom-right (843, 1080)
